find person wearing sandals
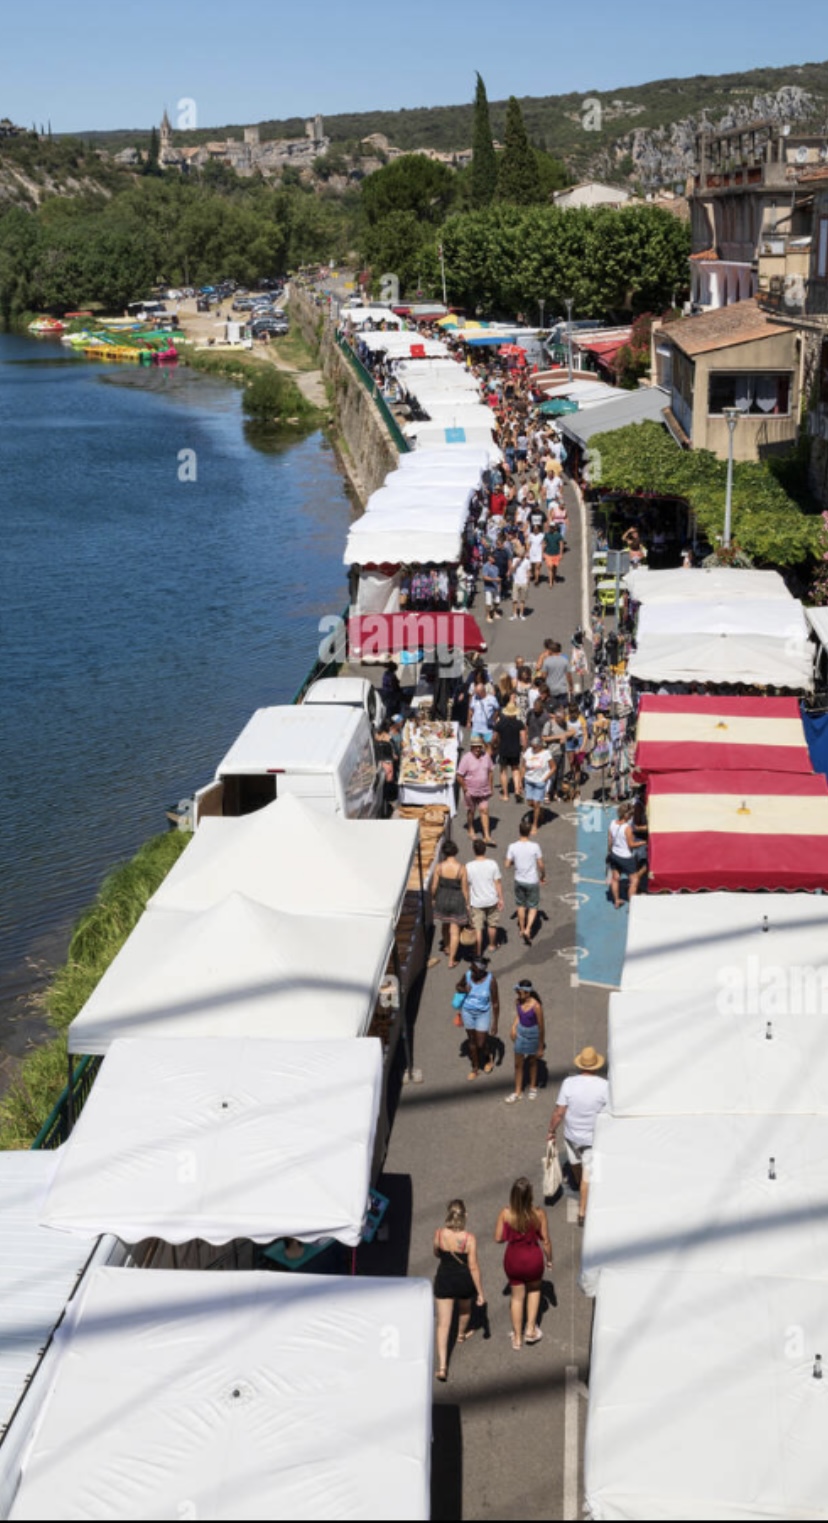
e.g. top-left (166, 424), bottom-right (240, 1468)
top-left (505, 980), bottom-right (545, 1103)
top-left (431, 840), bottom-right (469, 969)
top-left (457, 959), bottom-right (499, 1080)
top-left (547, 1046), bottom-right (609, 1226)
top-left (433, 1199), bottom-right (485, 1382)
top-left (495, 1178), bottom-right (552, 1350)
top-left (494, 698), bottom-right (526, 802)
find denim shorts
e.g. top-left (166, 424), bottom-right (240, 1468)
top-left (515, 1023), bottom-right (540, 1057)
top-left (524, 779), bottom-right (546, 803)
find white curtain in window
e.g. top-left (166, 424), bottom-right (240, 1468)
top-left (734, 374), bottom-right (755, 412)
top-left (754, 373), bottom-right (779, 413)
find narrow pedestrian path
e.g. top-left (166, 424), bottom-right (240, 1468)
top-left (369, 476), bottom-right (612, 1519)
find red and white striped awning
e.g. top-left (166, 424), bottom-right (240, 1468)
top-left (647, 768), bottom-right (828, 891)
top-left (635, 694), bottom-right (813, 776)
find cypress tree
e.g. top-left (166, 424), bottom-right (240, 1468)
top-left (143, 125), bottom-right (160, 176)
top-left (470, 72), bottom-right (497, 208)
top-left (496, 96), bottom-right (542, 205)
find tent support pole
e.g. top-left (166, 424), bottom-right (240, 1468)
top-left (417, 839), bottom-right (425, 917)
top-left (66, 1053), bottom-right (75, 1135)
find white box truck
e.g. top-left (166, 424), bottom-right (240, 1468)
top-left (194, 705), bottom-right (384, 825)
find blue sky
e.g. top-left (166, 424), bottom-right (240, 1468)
top-left (2, 0), bottom-right (827, 133)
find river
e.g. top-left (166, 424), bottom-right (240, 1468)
top-left (0, 334), bottom-right (354, 1084)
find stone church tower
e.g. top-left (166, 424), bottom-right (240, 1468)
top-left (160, 108), bottom-right (172, 159)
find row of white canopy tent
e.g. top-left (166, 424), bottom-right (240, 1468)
top-left (583, 892), bottom-right (828, 1521)
top-left (624, 568), bottom-right (815, 690)
top-left (0, 798), bottom-right (434, 1518)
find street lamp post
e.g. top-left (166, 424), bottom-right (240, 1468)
top-left (722, 406), bottom-right (739, 548)
top-left (565, 296), bottom-right (574, 382)
top-left (539, 298), bottom-right (545, 331)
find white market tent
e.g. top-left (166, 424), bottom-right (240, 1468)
top-left (340, 305), bottom-right (404, 331)
top-left (625, 566), bottom-right (793, 605)
top-left (608, 988), bottom-right (828, 1118)
top-left (409, 423), bottom-right (502, 463)
top-left (628, 630), bottom-right (814, 690)
top-left (584, 1268), bottom-right (828, 1521)
top-left (396, 363), bottom-right (478, 391)
top-left (150, 795), bottom-right (418, 920)
top-left (7, 1267), bottom-right (433, 1521)
top-left (0, 1152), bottom-right (109, 1445)
top-left (365, 480), bottom-right (477, 514)
top-left (405, 404), bottom-right (495, 435)
top-left (621, 892), bottom-right (828, 992)
top-left (382, 464), bottom-right (483, 496)
top-left (636, 599), bottom-right (810, 643)
top-left (359, 330), bottom-right (448, 357)
top-left (581, 1112), bottom-right (828, 1296)
top-left (344, 504), bottom-right (467, 566)
top-left (538, 377), bottom-right (619, 406)
top-left (68, 892), bottom-right (393, 1056)
top-left (42, 1037), bottom-right (383, 1247)
top-left (396, 445), bottom-right (490, 476)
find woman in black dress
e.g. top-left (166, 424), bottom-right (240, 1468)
top-left (431, 840), bottom-right (469, 968)
top-left (433, 1199), bottom-right (485, 1381)
top-left (494, 697), bottom-right (526, 802)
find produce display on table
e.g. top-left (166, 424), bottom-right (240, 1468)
top-left (400, 720), bottom-right (457, 787)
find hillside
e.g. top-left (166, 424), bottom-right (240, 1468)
top-left (79, 57), bottom-right (828, 187)
top-left (0, 133), bottom-right (133, 207)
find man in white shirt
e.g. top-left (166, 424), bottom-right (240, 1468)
top-left (547, 1047), bottom-right (609, 1225)
top-left (510, 551), bottom-right (530, 621)
top-left (505, 819), bottom-right (545, 944)
top-left (465, 838), bottom-right (504, 957)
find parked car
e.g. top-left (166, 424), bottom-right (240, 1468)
top-left (196, 297), bottom-right (211, 313)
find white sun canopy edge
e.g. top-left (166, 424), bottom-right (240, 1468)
top-left (625, 566), bottom-right (794, 604)
top-left (365, 481), bottom-right (476, 514)
top-left (608, 988), bottom-right (828, 1118)
top-left (68, 892), bottom-right (393, 1056)
top-left (637, 599), bottom-right (810, 642)
top-left (150, 795), bottom-right (418, 921)
top-left (42, 1037), bottom-right (383, 1246)
top-left (396, 444), bottom-right (490, 475)
top-left (405, 405), bottom-right (495, 435)
top-left (358, 330), bottom-right (448, 356)
top-left (621, 892), bottom-right (828, 992)
top-left (344, 502), bottom-right (467, 566)
top-left (585, 1268), bottom-right (827, 1521)
top-left (382, 466), bottom-right (483, 495)
top-left (581, 1112), bottom-right (828, 1297)
top-left (628, 631), bottom-right (814, 689)
top-left (410, 424), bottom-right (503, 463)
top-left (7, 1268), bottom-right (433, 1521)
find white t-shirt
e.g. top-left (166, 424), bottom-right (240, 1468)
top-left (466, 857), bottom-right (502, 908)
top-left (523, 746), bottom-right (552, 786)
top-left (556, 1073), bottom-right (609, 1146)
top-left (512, 557), bottom-right (530, 588)
top-left (506, 838), bottom-right (543, 884)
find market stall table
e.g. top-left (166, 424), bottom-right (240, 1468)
top-left (398, 719), bottom-right (459, 814)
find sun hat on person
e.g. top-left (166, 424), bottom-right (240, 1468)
top-left (574, 1046), bottom-right (605, 1071)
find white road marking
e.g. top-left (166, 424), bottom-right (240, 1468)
top-left (557, 945), bottom-right (588, 966)
top-left (558, 891), bottom-right (589, 908)
top-left (566, 1197), bottom-right (580, 1224)
top-left (564, 1363), bottom-right (583, 1520)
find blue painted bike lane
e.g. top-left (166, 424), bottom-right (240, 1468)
top-left (568, 802), bottom-right (629, 989)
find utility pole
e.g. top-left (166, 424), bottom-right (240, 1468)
top-left (438, 243), bottom-right (447, 308)
top-left (565, 296), bottom-right (574, 381)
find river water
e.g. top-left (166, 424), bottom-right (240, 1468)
top-left (0, 335), bottom-right (354, 1076)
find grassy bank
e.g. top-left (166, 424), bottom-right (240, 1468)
top-left (0, 831), bottom-right (189, 1150)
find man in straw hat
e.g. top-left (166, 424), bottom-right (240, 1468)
top-left (547, 1047), bottom-right (608, 1227)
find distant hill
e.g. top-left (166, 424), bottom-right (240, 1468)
top-left (79, 58), bottom-right (828, 188)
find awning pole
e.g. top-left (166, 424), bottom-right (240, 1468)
top-left (66, 1053), bottom-right (75, 1135)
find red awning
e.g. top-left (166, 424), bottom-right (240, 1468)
top-left (635, 694), bottom-right (813, 776)
top-left (577, 339), bottom-right (629, 364)
top-left (647, 768), bottom-right (828, 891)
top-left (348, 612), bottom-right (486, 658)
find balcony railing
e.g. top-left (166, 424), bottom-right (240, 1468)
top-left (758, 277), bottom-right (828, 320)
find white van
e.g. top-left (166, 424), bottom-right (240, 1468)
top-left (303, 676), bottom-right (385, 730)
top-left (194, 705), bottom-right (384, 825)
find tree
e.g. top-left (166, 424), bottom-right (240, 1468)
top-left (496, 97), bottom-right (542, 206)
top-left (143, 125), bottom-right (161, 177)
top-left (470, 72), bottom-right (497, 208)
top-left (360, 154), bottom-right (456, 227)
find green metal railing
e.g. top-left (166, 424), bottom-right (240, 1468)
top-left (291, 602), bottom-right (350, 703)
top-left (334, 332), bottom-right (411, 454)
top-left (31, 1056), bottom-right (101, 1150)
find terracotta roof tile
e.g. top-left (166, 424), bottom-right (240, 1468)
top-left (661, 299), bottom-right (788, 357)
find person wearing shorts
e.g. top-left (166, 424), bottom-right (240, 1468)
top-left (505, 979), bottom-right (546, 1101)
top-left (505, 820), bottom-right (545, 944)
top-left (547, 1047), bottom-right (609, 1226)
top-left (465, 839), bottom-right (503, 956)
top-left (456, 959), bottom-right (500, 1079)
top-left (543, 523), bottom-right (563, 587)
top-left (511, 551), bottom-right (530, 621)
top-left (481, 553), bottom-right (501, 624)
top-left (519, 737), bottom-right (553, 834)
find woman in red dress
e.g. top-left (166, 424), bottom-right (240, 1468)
top-left (495, 1177), bottom-right (552, 1350)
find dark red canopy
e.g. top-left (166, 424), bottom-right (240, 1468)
top-left (348, 612), bottom-right (486, 658)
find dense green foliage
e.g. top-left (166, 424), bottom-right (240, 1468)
top-left (0, 832), bottom-right (189, 1150)
top-left (591, 420), bottom-right (823, 566)
top-left (470, 72), bottom-right (497, 208)
top-left (412, 203), bottom-right (690, 317)
top-left (497, 97), bottom-right (542, 205)
top-left (0, 174), bottom-right (357, 317)
top-left (241, 366), bottom-right (320, 427)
